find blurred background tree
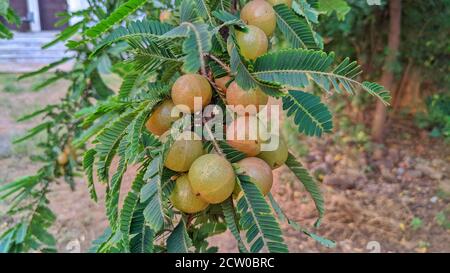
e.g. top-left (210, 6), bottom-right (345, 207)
top-left (318, 0), bottom-right (450, 142)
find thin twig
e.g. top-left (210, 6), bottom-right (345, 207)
top-left (203, 122), bottom-right (225, 157)
top-left (204, 53), bottom-right (231, 73)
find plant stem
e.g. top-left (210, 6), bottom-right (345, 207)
top-left (205, 53), bottom-right (231, 73)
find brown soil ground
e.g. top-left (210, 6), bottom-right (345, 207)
top-left (1, 74), bottom-right (449, 253)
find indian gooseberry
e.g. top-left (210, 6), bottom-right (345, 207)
top-left (237, 157), bottom-right (273, 196)
top-left (241, 0), bottom-right (276, 37)
top-left (235, 25), bottom-right (268, 61)
top-left (171, 74), bottom-right (212, 113)
top-left (63, 144), bottom-right (77, 160)
top-left (226, 116), bottom-right (262, 156)
top-left (164, 131), bottom-right (204, 172)
top-left (57, 152), bottom-right (69, 165)
top-left (267, 0), bottom-right (292, 8)
top-left (170, 175), bottom-right (209, 213)
top-left (145, 100), bottom-right (178, 136)
top-left (226, 81), bottom-right (268, 115)
top-left (214, 75), bottom-right (232, 93)
top-left (188, 154), bottom-right (236, 204)
top-left (257, 136), bottom-right (288, 169)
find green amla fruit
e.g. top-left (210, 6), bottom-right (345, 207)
top-left (241, 0), bottom-right (276, 37)
top-left (170, 175), bottom-right (209, 213)
top-left (188, 154), bottom-right (236, 204)
top-left (236, 157), bottom-right (273, 196)
top-left (164, 131), bottom-right (204, 172)
top-left (235, 25), bottom-right (268, 61)
top-left (145, 100), bottom-right (178, 136)
top-left (257, 137), bottom-right (289, 169)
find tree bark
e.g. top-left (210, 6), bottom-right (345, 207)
top-left (371, 0), bottom-right (402, 142)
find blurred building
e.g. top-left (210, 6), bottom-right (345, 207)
top-left (0, 0), bottom-right (87, 72)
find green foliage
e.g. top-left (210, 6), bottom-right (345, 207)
top-left (236, 175), bottom-right (289, 253)
top-left (274, 4), bottom-right (318, 49)
top-left (221, 198), bottom-right (247, 252)
top-left (253, 49), bottom-right (391, 104)
top-left (268, 193), bottom-right (335, 248)
top-left (0, 1), bottom-right (20, 39)
top-left (416, 93), bottom-right (450, 141)
top-left (85, 0), bottom-right (148, 39)
top-left (317, 0), bottom-right (350, 20)
top-left (283, 90), bottom-right (333, 136)
top-left (167, 219), bottom-right (192, 253)
top-left (1, 0), bottom-right (389, 253)
top-left (285, 153), bottom-right (324, 227)
top-left (410, 217), bottom-right (423, 231)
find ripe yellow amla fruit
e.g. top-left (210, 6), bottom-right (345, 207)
top-left (63, 143), bottom-right (77, 160)
top-left (57, 152), bottom-right (69, 166)
top-left (257, 136), bottom-right (288, 169)
top-left (214, 75), bottom-right (232, 93)
top-left (164, 131), bottom-right (204, 172)
top-left (267, 0), bottom-right (292, 8)
top-left (226, 81), bottom-right (268, 115)
top-left (235, 25), bottom-right (268, 61)
top-left (145, 100), bottom-right (178, 136)
top-left (188, 154), bottom-right (236, 204)
top-left (226, 115), bottom-right (262, 156)
top-left (237, 157), bottom-right (273, 196)
top-left (171, 74), bottom-right (212, 113)
top-left (241, 0), bottom-right (276, 37)
top-left (170, 175), bottom-right (209, 213)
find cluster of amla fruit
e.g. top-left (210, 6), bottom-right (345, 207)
top-left (144, 0), bottom-right (292, 213)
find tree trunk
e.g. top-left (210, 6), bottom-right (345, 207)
top-left (371, 0), bottom-right (402, 142)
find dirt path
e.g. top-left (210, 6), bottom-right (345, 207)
top-left (1, 75), bottom-right (449, 252)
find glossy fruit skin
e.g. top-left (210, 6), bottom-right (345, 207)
top-left (267, 0), bottom-right (292, 8)
top-left (164, 131), bottom-right (204, 172)
top-left (145, 100), bottom-right (178, 136)
top-left (241, 0), bottom-right (276, 37)
top-left (237, 157), bottom-right (273, 196)
top-left (170, 175), bottom-right (209, 213)
top-left (226, 81), bottom-right (268, 115)
top-left (226, 116), bottom-right (261, 156)
top-left (235, 25), bottom-right (268, 61)
top-left (214, 75), bottom-right (232, 93)
top-left (188, 154), bottom-right (236, 204)
top-left (257, 136), bottom-right (289, 169)
top-left (57, 152), bottom-right (69, 165)
top-left (171, 74), bottom-right (212, 113)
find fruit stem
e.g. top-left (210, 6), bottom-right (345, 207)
top-left (203, 122), bottom-right (226, 157)
top-left (204, 53), bottom-right (231, 73)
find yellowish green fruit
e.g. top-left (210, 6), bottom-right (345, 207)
top-left (257, 137), bottom-right (289, 169)
top-left (226, 116), bottom-right (262, 156)
top-left (57, 152), bottom-right (69, 165)
top-left (170, 175), bottom-right (209, 213)
top-left (235, 25), bottom-right (268, 61)
top-left (164, 131), bottom-right (204, 172)
top-left (241, 0), bottom-right (276, 37)
top-left (171, 74), bottom-right (212, 113)
top-left (226, 81), bottom-right (268, 115)
top-left (145, 100), bottom-right (178, 136)
top-left (188, 154), bottom-right (236, 204)
top-left (237, 157), bottom-right (273, 196)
